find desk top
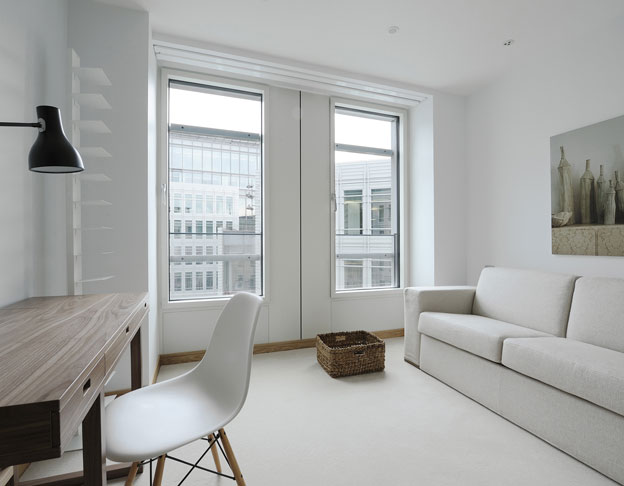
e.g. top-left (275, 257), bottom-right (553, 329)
top-left (0, 293), bottom-right (147, 408)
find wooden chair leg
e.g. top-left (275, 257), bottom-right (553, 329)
top-left (124, 462), bottom-right (139, 486)
top-left (209, 433), bottom-right (222, 473)
top-left (153, 455), bottom-right (166, 486)
top-left (218, 428), bottom-right (245, 486)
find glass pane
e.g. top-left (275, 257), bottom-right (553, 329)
top-left (168, 81), bottom-right (262, 301)
top-left (170, 85), bottom-right (261, 133)
top-left (371, 188), bottom-right (391, 235)
top-left (335, 235), bottom-right (396, 290)
top-left (334, 108), bottom-right (398, 292)
top-left (169, 233), bottom-right (262, 299)
top-left (343, 190), bottom-right (362, 235)
top-left (335, 111), bottom-right (392, 149)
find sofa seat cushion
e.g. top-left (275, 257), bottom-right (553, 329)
top-left (418, 312), bottom-right (551, 363)
top-left (503, 337), bottom-right (624, 416)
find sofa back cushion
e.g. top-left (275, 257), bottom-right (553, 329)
top-left (566, 277), bottom-right (624, 353)
top-left (472, 267), bottom-right (577, 336)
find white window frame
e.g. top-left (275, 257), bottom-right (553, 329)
top-left (158, 68), bottom-right (269, 310)
top-left (330, 98), bottom-right (408, 298)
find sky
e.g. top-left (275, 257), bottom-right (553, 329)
top-left (170, 86), bottom-right (393, 164)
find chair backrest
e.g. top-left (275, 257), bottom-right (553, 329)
top-left (193, 292), bottom-right (263, 423)
top-left (472, 266), bottom-right (577, 336)
top-left (566, 276), bottom-right (624, 353)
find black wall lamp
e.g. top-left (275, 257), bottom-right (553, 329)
top-left (0, 105), bottom-right (84, 173)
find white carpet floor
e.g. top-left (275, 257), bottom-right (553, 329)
top-left (23, 338), bottom-right (618, 486)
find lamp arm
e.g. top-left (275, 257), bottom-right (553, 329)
top-left (0, 121), bottom-right (43, 128)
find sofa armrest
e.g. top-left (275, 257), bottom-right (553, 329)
top-left (404, 286), bottom-right (476, 366)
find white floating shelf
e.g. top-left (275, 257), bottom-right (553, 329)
top-left (78, 275), bottom-right (114, 284)
top-left (80, 173), bottom-right (111, 182)
top-left (73, 93), bottom-right (111, 110)
top-left (79, 147), bottom-right (112, 158)
top-left (73, 120), bottom-right (111, 134)
top-left (72, 67), bottom-right (111, 86)
top-left (81, 200), bottom-right (112, 207)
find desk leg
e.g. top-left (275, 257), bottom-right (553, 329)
top-left (82, 393), bottom-right (106, 486)
top-left (130, 330), bottom-right (142, 391)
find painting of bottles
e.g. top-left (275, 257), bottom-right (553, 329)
top-left (550, 114), bottom-right (624, 256)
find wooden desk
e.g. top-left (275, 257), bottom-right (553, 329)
top-left (0, 293), bottom-right (148, 486)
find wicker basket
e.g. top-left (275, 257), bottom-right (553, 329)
top-left (316, 331), bottom-right (385, 378)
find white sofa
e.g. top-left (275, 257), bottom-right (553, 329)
top-left (404, 267), bottom-right (624, 484)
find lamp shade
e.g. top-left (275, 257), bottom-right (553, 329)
top-left (28, 106), bottom-right (84, 173)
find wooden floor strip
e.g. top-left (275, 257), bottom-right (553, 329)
top-left (160, 328), bottom-right (404, 366)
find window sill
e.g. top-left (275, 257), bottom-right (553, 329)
top-left (331, 287), bottom-right (404, 301)
top-left (162, 295), bottom-right (266, 312)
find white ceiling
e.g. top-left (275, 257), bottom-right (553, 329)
top-left (96, 0), bottom-right (624, 95)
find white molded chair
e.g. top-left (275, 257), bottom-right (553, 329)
top-left (105, 292), bottom-right (263, 486)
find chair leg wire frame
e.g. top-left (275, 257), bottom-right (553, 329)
top-left (138, 432), bottom-right (239, 486)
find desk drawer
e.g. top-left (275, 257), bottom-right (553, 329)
top-left (59, 357), bottom-right (105, 450)
top-left (105, 306), bottom-right (146, 374)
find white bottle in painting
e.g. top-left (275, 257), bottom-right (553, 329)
top-left (604, 180), bottom-right (616, 225)
top-left (558, 146), bottom-right (575, 224)
top-left (595, 165), bottom-right (607, 223)
top-left (580, 159), bottom-right (595, 224)
top-left (615, 170), bottom-right (624, 221)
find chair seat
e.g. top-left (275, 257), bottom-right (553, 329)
top-left (418, 312), bottom-right (551, 362)
top-left (502, 337), bottom-right (624, 416)
top-left (106, 371), bottom-right (233, 462)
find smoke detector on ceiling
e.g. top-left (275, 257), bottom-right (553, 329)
top-left (387, 26), bottom-right (400, 35)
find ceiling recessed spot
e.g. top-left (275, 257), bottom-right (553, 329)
top-left (503, 39), bottom-right (515, 46)
top-left (387, 26), bottom-right (399, 35)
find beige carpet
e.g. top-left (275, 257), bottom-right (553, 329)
top-left (23, 338), bottom-right (618, 485)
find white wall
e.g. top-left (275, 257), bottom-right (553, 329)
top-left (408, 98), bottom-right (435, 286)
top-left (147, 23), bottom-right (160, 382)
top-left (408, 93), bottom-right (468, 287)
top-left (466, 14), bottom-right (624, 283)
top-left (0, 0), bottom-right (69, 307)
top-left (433, 93), bottom-right (467, 285)
top-left (68, 1), bottom-right (154, 387)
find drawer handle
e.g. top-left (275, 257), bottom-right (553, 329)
top-left (83, 379), bottom-right (91, 395)
top-left (126, 326), bottom-right (130, 334)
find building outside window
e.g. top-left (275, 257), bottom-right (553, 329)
top-left (343, 260), bottom-right (363, 289)
top-left (344, 190), bottom-right (363, 235)
top-left (334, 106), bottom-right (399, 291)
top-left (371, 188), bottom-right (391, 235)
top-left (167, 79), bottom-right (263, 300)
top-left (185, 220), bottom-right (192, 239)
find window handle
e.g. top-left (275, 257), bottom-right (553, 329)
top-left (331, 193), bottom-right (337, 212)
top-left (161, 183), bottom-right (167, 206)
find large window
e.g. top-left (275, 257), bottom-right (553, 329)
top-left (334, 106), bottom-right (399, 291)
top-left (167, 80), bottom-right (263, 300)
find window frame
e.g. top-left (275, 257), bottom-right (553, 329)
top-left (159, 69), bottom-right (269, 310)
top-left (330, 98), bottom-right (408, 298)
